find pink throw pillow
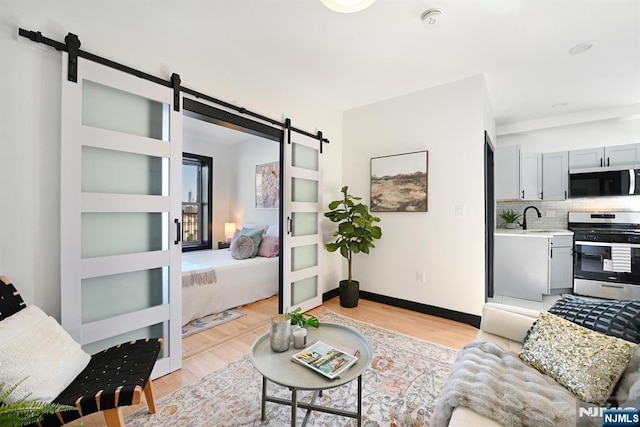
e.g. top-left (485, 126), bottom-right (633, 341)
top-left (258, 236), bottom-right (279, 257)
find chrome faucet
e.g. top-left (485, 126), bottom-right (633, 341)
top-left (521, 206), bottom-right (542, 230)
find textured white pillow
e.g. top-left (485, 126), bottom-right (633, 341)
top-left (0, 305), bottom-right (91, 403)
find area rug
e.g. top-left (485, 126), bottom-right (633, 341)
top-left (128, 311), bottom-right (459, 426)
top-left (182, 309), bottom-right (246, 338)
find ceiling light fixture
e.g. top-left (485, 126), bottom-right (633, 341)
top-left (320, 0), bottom-right (376, 13)
top-left (420, 8), bottom-right (444, 26)
top-left (568, 41), bottom-right (596, 55)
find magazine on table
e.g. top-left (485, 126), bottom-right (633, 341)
top-left (291, 340), bottom-right (359, 380)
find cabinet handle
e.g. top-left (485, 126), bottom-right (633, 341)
top-left (564, 190), bottom-right (567, 199)
top-left (600, 158), bottom-right (603, 167)
top-left (540, 191), bottom-right (543, 199)
top-left (607, 157), bottom-right (610, 167)
top-left (521, 190), bottom-right (525, 199)
top-left (550, 248), bottom-right (553, 258)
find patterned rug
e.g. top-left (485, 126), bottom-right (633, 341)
top-left (182, 309), bottom-right (246, 338)
top-left (128, 311), bottom-right (459, 426)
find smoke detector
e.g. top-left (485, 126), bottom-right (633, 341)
top-left (421, 8), bottom-right (444, 26)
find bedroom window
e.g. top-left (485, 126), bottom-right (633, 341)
top-left (182, 153), bottom-right (212, 251)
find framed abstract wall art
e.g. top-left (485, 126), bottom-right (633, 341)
top-left (255, 161), bottom-right (280, 208)
top-left (370, 151), bottom-right (428, 212)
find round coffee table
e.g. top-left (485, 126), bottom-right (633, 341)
top-left (249, 323), bottom-right (372, 427)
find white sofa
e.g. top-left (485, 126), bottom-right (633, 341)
top-left (447, 302), bottom-right (541, 427)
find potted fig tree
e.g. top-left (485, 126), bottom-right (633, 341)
top-left (325, 186), bottom-right (382, 307)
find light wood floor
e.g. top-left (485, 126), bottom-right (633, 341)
top-left (71, 296), bottom-right (478, 426)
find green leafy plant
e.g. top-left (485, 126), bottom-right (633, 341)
top-left (0, 379), bottom-right (77, 427)
top-left (324, 186), bottom-right (382, 284)
top-left (499, 209), bottom-right (521, 224)
top-left (287, 307), bottom-right (319, 328)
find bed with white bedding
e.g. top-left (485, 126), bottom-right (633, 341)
top-left (181, 249), bottom-right (279, 326)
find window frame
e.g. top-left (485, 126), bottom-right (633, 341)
top-left (182, 152), bottom-right (213, 252)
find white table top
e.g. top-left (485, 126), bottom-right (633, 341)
top-left (249, 323), bottom-right (373, 390)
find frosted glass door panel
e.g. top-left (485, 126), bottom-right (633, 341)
top-left (82, 213), bottom-right (163, 258)
top-left (291, 276), bottom-right (318, 306)
top-left (82, 322), bottom-right (164, 356)
top-left (82, 80), bottom-right (169, 141)
top-left (291, 212), bottom-right (318, 236)
top-left (81, 268), bottom-right (165, 323)
top-left (292, 142), bottom-right (318, 171)
top-left (82, 146), bottom-right (164, 195)
top-left (292, 178), bottom-right (318, 203)
top-left (291, 244), bottom-right (318, 272)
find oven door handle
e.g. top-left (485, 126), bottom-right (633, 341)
top-left (630, 169), bottom-right (636, 195)
top-left (575, 241), bottom-right (640, 248)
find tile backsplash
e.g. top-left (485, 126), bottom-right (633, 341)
top-left (497, 196), bottom-right (639, 229)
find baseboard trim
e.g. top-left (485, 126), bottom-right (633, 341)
top-left (322, 288), bottom-right (480, 328)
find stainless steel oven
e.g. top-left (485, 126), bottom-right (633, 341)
top-left (569, 211), bottom-right (640, 300)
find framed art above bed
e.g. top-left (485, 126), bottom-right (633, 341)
top-left (255, 161), bottom-right (280, 209)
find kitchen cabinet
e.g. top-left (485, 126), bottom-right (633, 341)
top-left (549, 235), bottom-right (573, 290)
top-left (495, 145), bottom-right (520, 200)
top-left (606, 143), bottom-right (640, 166)
top-left (520, 153), bottom-right (542, 200)
top-left (495, 145), bottom-right (567, 201)
top-left (569, 147), bottom-right (603, 169)
top-left (494, 231), bottom-right (574, 301)
top-left (542, 151), bottom-right (568, 200)
top-left (569, 143), bottom-right (640, 169)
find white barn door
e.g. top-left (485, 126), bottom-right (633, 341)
top-left (282, 129), bottom-right (323, 313)
top-left (60, 54), bottom-right (182, 377)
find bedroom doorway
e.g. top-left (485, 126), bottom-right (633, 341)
top-left (181, 97), bottom-right (324, 316)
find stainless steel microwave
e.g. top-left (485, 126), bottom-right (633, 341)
top-left (569, 166), bottom-right (640, 198)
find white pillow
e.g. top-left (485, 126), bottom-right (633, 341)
top-left (265, 224), bottom-right (279, 237)
top-left (0, 305), bottom-right (91, 403)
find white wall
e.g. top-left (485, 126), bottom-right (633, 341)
top-left (341, 75), bottom-right (493, 317)
top-left (0, 24), bottom-right (343, 320)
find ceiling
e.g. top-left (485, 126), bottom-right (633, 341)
top-left (7, 0), bottom-right (640, 135)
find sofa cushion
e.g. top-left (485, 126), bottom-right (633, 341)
top-left (519, 311), bottom-right (637, 405)
top-left (480, 303), bottom-right (538, 344)
top-left (547, 294), bottom-right (640, 344)
top-left (0, 305), bottom-right (91, 403)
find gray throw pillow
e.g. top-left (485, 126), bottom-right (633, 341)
top-left (231, 235), bottom-right (254, 259)
top-left (230, 227), bottom-right (264, 259)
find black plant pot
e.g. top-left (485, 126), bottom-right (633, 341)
top-left (339, 280), bottom-right (359, 308)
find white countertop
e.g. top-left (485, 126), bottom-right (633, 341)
top-left (494, 228), bottom-right (574, 237)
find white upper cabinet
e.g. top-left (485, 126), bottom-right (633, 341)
top-left (569, 143), bottom-right (640, 170)
top-left (542, 151), bottom-right (568, 200)
top-left (495, 145), bottom-right (521, 200)
top-left (605, 143), bottom-right (640, 166)
top-left (569, 147), bottom-right (604, 169)
top-left (520, 153), bottom-right (542, 200)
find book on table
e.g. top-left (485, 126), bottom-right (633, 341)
top-left (291, 340), bottom-right (359, 380)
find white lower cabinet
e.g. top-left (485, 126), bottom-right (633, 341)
top-left (549, 235), bottom-right (573, 290)
top-left (494, 232), bottom-right (573, 301)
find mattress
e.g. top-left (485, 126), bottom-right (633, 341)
top-left (181, 249), bottom-right (279, 326)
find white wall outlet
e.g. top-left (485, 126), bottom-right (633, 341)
top-left (455, 205), bottom-right (465, 217)
top-left (545, 210), bottom-right (556, 218)
top-left (416, 271), bottom-right (426, 284)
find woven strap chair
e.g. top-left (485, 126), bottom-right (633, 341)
top-left (0, 276), bottom-right (162, 427)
